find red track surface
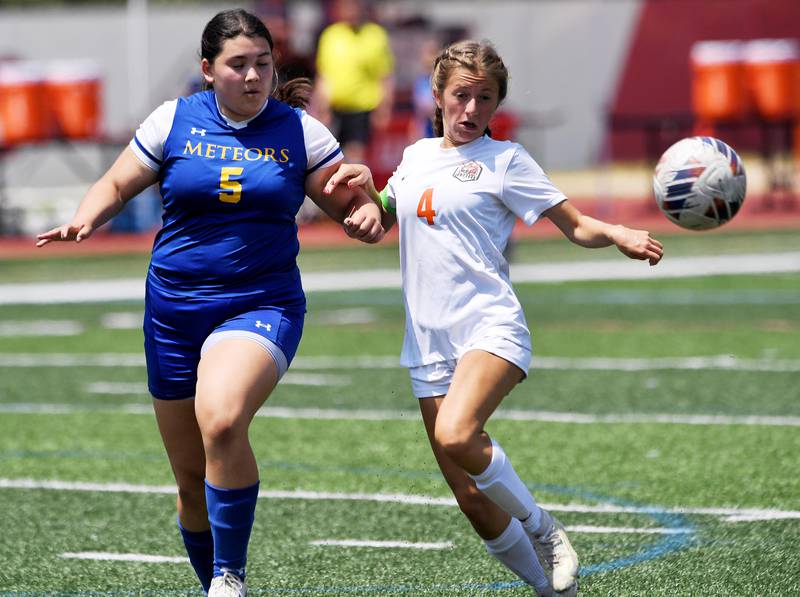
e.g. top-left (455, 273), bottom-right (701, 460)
top-left (1, 195), bottom-right (798, 260)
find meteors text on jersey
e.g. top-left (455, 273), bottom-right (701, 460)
top-left (183, 140), bottom-right (290, 163)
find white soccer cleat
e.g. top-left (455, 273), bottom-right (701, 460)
top-left (532, 518), bottom-right (579, 593)
top-left (208, 571), bottom-right (248, 597)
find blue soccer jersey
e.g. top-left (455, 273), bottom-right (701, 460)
top-left (131, 90), bottom-right (342, 297)
top-left (130, 91), bottom-right (342, 399)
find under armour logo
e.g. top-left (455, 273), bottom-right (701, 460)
top-left (190, 127), bottom-right (206, 136)
top-left (255, 320), bottom-right (272, 332)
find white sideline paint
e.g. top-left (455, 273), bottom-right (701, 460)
top-left (314, 308), bottom-right (378, 325)
top-left (0, 353), bottom-right (146, 367)
top-left (0, 278), bottom-right (146, 305)
top-left (84, 374), bottom-right (350, 395)
top-left (255, 407), bottom-right (800, 428)
top-left (3, 402), bottom-right (800, 427)
top-left (86, 382), bottom-right (148, 395)
top-left (1, 252), bottom-right (799, 304)
top-left (310, 539), bottom-right (453, 550)
top-left (0, 320), bottom-right (83, 336)
top-left (61, 551), bottom-right (188, 564)
top-left (2, 352), bottom-right (800, 373)
top-left (100, 312), bottom-right (143, 329)
top-left (510, 252), bottom-right (800, 283)
top-left (2, 478), bottom-right (799, 523)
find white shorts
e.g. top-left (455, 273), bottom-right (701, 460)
top-left (409, 336), bottom-right (532, 399)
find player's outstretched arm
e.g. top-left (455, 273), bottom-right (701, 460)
top-left (306, 163), bottom-right (385, 244)
top-left (36, 147), bottom-right (158, 247)
top-left (544, 200), bottom-right (663, 266)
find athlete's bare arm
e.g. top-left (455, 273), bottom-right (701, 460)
top-left (322, 162), bottom-right (396, 233)
top-left (306, 162), bottom-right (385, 244)
top-left (37, 147), bottom-right (158, 246)
top-left (544, 200), bottom-right (663, 265)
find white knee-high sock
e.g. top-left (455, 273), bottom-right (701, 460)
top-left (484, 517), bottom-right (549, 590)
top-left (469, 440), bottom-right (551, 535)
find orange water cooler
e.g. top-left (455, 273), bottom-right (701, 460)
top-left (743, 39), bottom-right (800, 165)
top-left (690, 41), bottom-right (747, 135)
top-left (44, 60), bottom-right (103, 140)
top-left (743, 39), bottom-right (799, 120)
top-left (0, 61), bottom-right (51, 145)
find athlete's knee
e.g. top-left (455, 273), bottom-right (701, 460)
top-left (195, 393), bottom-right (248, 447)
top-left (197, 410), bottom-right (247, 449)
top-left (434, 418), bottom-right (480, 463)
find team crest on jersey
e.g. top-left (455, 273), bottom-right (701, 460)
top-left (452, 161), bottom-right (482, 182)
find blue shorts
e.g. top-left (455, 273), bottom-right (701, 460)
top-left (144, 282), bottom-right (305, 400)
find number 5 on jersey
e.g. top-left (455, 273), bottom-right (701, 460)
top-left (417, 187), bottom-right (436, 225)
top-left (219, 167), bottom-right (244, 203)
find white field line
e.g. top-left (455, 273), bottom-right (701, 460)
top-left (0, 320), bottom-right (83, 336)
top-left (309, 539), bottom-right (454, 550)
top-left (100, 312), bottom-right (143, 329)
top-left (509, 252), bottom-right (800, 283)
top-left (2, 402), bottom-right (800, 427)
top-left (86, 382), bottom-right (148, 395)
top-left (2, 353), bottom-right (799, 373)
top-left (256, 408), bottom-right (800, 428)
top-left (93, 307), bottom-right (378, 330)
top-left (313, 308), bottom-right (378, 325)
top-left (84, 374), bottom-right (350, 395)
top-left (61, 551), bottom-right (188, 564)
top-left (0, 278), bottom-right (146, 305)
top-left (1, 252), bottom-right (798, 304)
top-left (2, 478), bottom-right (798, 523)
top-left (0, 353), bottom-right (147, 367)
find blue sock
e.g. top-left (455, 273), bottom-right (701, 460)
top-left (205, 479), bottom-right (260, 579)
top-left (178, 519), bottom-right (214, 592)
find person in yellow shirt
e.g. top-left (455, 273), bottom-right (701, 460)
top-left (315, 0), bottom-right (394, 163)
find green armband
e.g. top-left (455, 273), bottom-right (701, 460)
top-left (379, 187), bottom-right (396, 215)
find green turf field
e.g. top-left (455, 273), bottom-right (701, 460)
top-left (1, 233), bottom-right (799, 595)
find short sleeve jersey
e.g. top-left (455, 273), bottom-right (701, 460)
top-left (384, 135), bottom-right (567, 367)
top-left (130, 91), bottom-right (342, 300)
top-left (316, 22), bottom-right (394, 113)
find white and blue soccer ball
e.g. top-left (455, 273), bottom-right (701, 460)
top-left (653, 136), bottom-right (747, 230)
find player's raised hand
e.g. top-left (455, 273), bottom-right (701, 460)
top-left (324, 163), bottom-right (379, 202)
top-left (36, 222), bottom-right (95, 247)
top-left (612, 226), bottom-right (663, 266)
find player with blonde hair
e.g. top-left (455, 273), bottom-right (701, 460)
top-left (326, 39), bottom-right (663, 596)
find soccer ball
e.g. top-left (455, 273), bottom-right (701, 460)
top-left (653, 136), bottom-right (746, 230)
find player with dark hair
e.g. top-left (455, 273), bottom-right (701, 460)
top-left (37, 9), bottom-right (383, 596)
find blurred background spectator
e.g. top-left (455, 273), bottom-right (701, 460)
top-left (313, 0), bottom-right (395, 164)
top-left (409, 36), bottom-right (440, 141)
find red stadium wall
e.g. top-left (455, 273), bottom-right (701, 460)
top-left (608, 0), bottom-right (800, 161)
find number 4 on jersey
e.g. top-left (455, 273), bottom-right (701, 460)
top-left (417, 187), bottom-right (436, 225)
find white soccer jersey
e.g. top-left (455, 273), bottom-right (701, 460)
top-left (384, 135), bottom-right (567, 368)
